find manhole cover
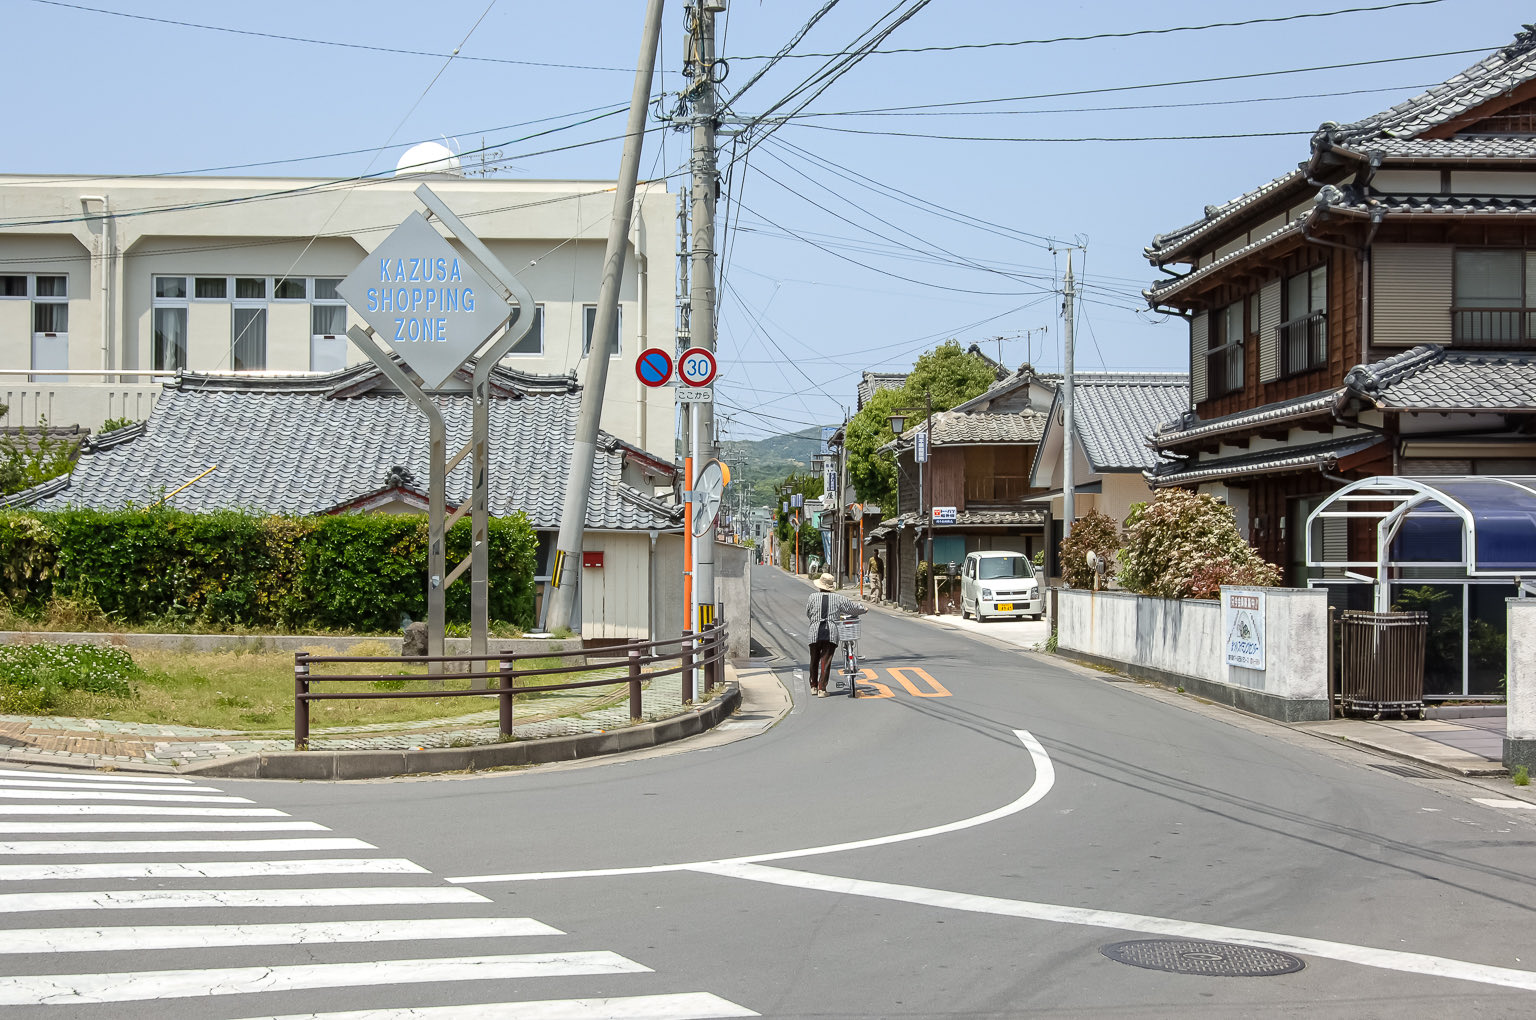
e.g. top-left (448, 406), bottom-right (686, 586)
top-left (1100, 939), bottom-right (1305, 977)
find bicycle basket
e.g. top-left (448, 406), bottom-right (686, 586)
top-left (837, 619), bottom-right (861, 642)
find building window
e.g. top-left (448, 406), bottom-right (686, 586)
top-left (310, 277), bottom-right (347, 372)
top-left (1280, 265), bottom-right (1327, 376)
top-left (15, 274), bottom-right (70, 381)
top-left (194, 277), bottom-right (227, 299)
top-left (582, 304), bottom-right (621, 358)
top-left (1452, 249), bottom-right (1530, 346)
top-left (504, 304), bottom-right (545, 356)
top-left (232, 306), bottom-right (267, 371)
top-left (274, 277), bottom-right (306, 300)
top-left (1207, 300), bottom-right (1244, 397)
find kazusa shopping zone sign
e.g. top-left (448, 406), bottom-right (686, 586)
top-left (338, 211), bottom-right (512, 389)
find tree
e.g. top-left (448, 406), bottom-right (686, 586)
top-left (1058, 509), bottom-right (1121, 589)
top-left (844, 341), bottom-right (997, 511)
top-left (1116, 490), bottom-right (1281, 599)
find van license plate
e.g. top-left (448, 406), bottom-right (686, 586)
top-left (996, 603), bottom-right (1013, 612)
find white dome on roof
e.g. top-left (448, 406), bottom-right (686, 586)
top-left (395, 141), bottom-right (462, 177)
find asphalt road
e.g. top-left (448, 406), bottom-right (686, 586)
top-left (5, 566), bottom-right (1536, 1018)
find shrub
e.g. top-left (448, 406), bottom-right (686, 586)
top-left (1058, 509), bottom-right (1121, 589)
top-left (1117, 490), bottom-right (1281, 599)
top-left (0, 508), bottom-right (538, 633)
top-left (0, 642), bottom-right (143, 697)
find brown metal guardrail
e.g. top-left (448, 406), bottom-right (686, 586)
top-left (1337, 610), bottom-right (1428, 720)
top-left (293, 622), bottom-right (729, 750)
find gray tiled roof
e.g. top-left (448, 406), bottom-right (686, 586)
top-left (1066, 373), bottom-right (1189, 471)
top-left (1145, 216), bottom-right (1307, 304)
top-left (1344, 345), bottom-right (1536, 412)
top-left (1368, 136), bottom-right (1536, 161)
top-left (881, 509), bottom-right (1046, 529)
top-left (894, 411), bottom-right (1046, 447)
top-left (15, 371), bottom-right (680, 531)
top-left (1324, 189), bottom-right (1536, 218)
top-left (1144, 169), bottom-right (1307, 261)
top-left (1146, 434), bottom-right (1386, 488)
top-left (1151, 390), bottom-right (1337, 450)
top-left (1323, 28), bottom-right (1536, 145)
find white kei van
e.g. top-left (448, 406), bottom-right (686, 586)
top-left (959, 550), bottom-right (1042, 621)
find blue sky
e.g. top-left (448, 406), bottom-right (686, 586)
top-left (4, 0), bottom-right (1524, 439)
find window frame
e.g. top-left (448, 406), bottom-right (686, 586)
top-left (1279, 264), bottom-right (1328, 377)
top-left (1206, 299), bottom-right (1246, 398)
top-left (1451, 247), bottom-right (1529, 347)
top-left (581, 303), bottom-right (623, 359)
top-left (503, 303), bottom-right (546, 357)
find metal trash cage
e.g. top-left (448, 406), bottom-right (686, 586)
top-left (837, 619), bottom-right (862, 643)
top-left (1337, 610), bottom-right (1429, 720)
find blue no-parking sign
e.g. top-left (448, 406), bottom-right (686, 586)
top-left (635, 347), bottom-right (673, 387)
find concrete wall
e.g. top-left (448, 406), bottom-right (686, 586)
top-left (714, 540), bottom-right (752, 662)
top-left (1504, 600), bottom-right (1536, 770)
top-left (1056, 585), bottom-right (1329, 721)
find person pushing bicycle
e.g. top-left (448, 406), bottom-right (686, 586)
top-left (806, 573), bottom-right (867, 697)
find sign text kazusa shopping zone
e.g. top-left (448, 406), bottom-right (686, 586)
top-left (364, 256), bottom-right (479, 343)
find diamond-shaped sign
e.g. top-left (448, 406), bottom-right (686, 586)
top-left (337, 211), bottom-right (512, 389)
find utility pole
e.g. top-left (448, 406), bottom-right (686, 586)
top-left (688, 0), bottom-right (722, 634)
top-left (544, 0), bottom-right (665, 632)
top-left (1061, 254), bottom-right (1077, 544)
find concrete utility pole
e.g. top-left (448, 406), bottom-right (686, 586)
top-left (688, 0), bottom-right (722, 633)
top-left (1061, 253), bottom-right (1077, 542)
top-left (545, 0), bottom-right (665, 633)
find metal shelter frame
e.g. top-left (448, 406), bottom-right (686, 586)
top-left (1306, 475), bottom-right (1536, 611)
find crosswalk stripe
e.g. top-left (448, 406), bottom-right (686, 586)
top-left (0, 789), bottom-right (252, 803)
top-left (243, 992), bottom-right (760, 1019)
top-left (0, 779), bottom-right (224, 793)
top-left (0, 952), bottom-right (651, 1005)
top-left (0, 858), bottom-right (429, 882)
top-left (0, 804), bottom-right (286, 816)
top-left (0, 886), bottom-right (491, 913)
top-left (0, 917), bottom-right (562, 954)
top-left (0, 821), bottom-right (327, 834)
top-left (0, 768), bottom-right (194, 784)
top-left (0, 837), bottom-right (373, 854)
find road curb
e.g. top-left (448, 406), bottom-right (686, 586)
top-left (182, 683), bottom-right (742, 780)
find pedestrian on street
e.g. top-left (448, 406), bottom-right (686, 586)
top-left (806, 573), bottom-right (866, 697)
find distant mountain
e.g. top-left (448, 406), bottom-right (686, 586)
top-left (721, 426), bottom-right (831, 504)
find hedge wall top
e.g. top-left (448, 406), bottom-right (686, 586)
top-left (6, 361), bottom-right (682, 533)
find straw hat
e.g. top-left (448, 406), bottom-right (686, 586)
top-left (814, 573), bottom-right (837, 592)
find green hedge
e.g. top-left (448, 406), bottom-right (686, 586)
top-left (0, 508), bottom-right (537, 632)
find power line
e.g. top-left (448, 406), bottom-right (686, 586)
top-left (792, 124), bottom-right (1314, 143)
top-left (27, 0), bottom-right (637, 72)
top-left (730, 1), bottom-right (1447, 59)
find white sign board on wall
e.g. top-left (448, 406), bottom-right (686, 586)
top-left (1223, 589), bottom-right (1267, 670)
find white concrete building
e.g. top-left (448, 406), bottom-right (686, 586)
top-left (0, 170), bottom-right (677, 453)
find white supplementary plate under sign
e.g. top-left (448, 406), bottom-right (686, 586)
top-left (677, 386), bottom-right (713, 403)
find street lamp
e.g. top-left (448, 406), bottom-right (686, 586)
top-left (888, 389), bottom-right (936, 616)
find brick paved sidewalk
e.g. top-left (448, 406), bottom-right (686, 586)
top-left (0, 672), bottom-right (700, 771)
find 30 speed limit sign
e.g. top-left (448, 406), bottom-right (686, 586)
top-left (677, 347), bottom-right (718, 387)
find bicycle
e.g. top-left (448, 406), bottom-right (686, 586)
top-left (836, 613), bottom-right (862, 698)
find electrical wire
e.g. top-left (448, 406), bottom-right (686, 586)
top-left (730, 1), bottom-right (1448, 59)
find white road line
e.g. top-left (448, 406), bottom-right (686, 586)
top-left (243, 992), bottom-right (759, 1019)
top-left (0, 886), bottom-right (490, 913)
top-left (0, 952), bottom-right (650, 1005)
top-left (699, 861), bottom-right (1536, 994)
top-left (0, 917), bottom-right (561, 954)
top-left (0, 789), bottom-right (252, 803)
top-left (0, 837), bottom-right (373, 854)
top-left (0, 778), bottom-right (224, 793)
top-left (0, 804), bottom-right (285, 816)
top-left (0, 858), bottom-right (428, 882)
top-left (0, 768), bottom-right (193, 784)
top-left (449, 728), bottom-right (1054, 884)
top-left (1473, 797), bottom-right (1536, 810)
top-left (0, 821), bottom-right (327, 834)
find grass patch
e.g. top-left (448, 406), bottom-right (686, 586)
top-left (1514, 765), bottom-right (1530, 787)
top-left (0, 643), bottom-right (631, 732)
